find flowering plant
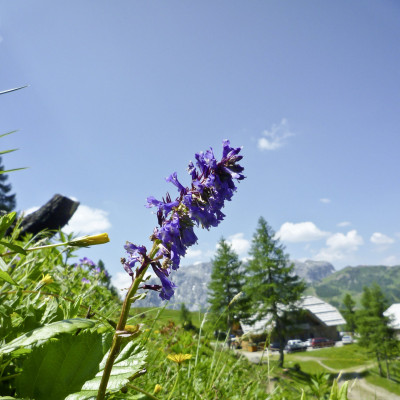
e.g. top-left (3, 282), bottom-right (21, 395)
top-left (96, 140), bottom-right (245, 398)
top-left (123, 139), bottom-right (245, 300)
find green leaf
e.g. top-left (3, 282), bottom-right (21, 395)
top-left (338, 381), bottom-right (349, 400)
top-left (0, 270), bottom-right (18, 287)
top-left (0, 86), bottom-right (28, 95)
top-left (0, 256), bottom-right (8, 271)
top-left (0, 318), bottom-right (96, 355)
top-left (0, 212), bottom-right (17, 240)
top-left (16, 332), bottom-right (105, 400)
top-left (0, 130), bottom-right (17, 139)
top-left (0, 241), bottom-right (27, 255)
top-left (0, 168), bottom-right (27, 174)
top-left (0, 397), bottom-right (23, 399)
top-left (65, 340), bottom-right (147, 400)
top-left (0, 148), bottom-right (18, 155)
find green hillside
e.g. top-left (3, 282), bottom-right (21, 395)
top-left (307, 265), bottom-right (400, 308)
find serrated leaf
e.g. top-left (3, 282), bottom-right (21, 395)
top-left (65, 341), bottom-right (147, 400)
top-left (16, 331), bottom-right (105, 400)
top-left (0, 270), bottom-right (18, 286)
top-left (0, 241), bottom-right (27, 255)
top-left (0, 318), bottom-right (96, 355)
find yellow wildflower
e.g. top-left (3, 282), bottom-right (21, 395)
top-left (167, 353), bottom-right (192, 364)
top-left (40, 274), bottom-right (54, 285)
top-left (68, 233), bottom-right (110, 247)
top-left (153, 384), bottom-right (162, 394)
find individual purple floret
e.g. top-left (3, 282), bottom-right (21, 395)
top-left (79, 257), bottom-right (95, 267)
top-left (123, 140), bottom-right (245, 300)
top-left (93, 266), bottom-right (101, 274)
top-left (81, 278), bottom-right (90, 284)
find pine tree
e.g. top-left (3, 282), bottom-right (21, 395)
top-left (340, 293), bottom-right (357, 333)
top-left (356, 284), bottom-right (398, 378)
top-left (243, 217), bottom-right (305, 367)
top-left (0, 156), bottom-right (16, 212)
top-left (207, 238), bottom-right (247, 332)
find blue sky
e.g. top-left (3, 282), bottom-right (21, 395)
top-left (1, 1), bottom-right (400, 289)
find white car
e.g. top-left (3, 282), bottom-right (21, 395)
top-left (342, 335), bottom-right (353, 345)
top-left (285, 339), bottom-right (307, 352)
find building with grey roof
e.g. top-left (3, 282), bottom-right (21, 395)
top-left (240, 295), bottom-right (346, 341)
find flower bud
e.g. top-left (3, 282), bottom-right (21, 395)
top-left (153, 384), bottom-right (162, 394)
top-left (68, 233), bottom-right (110, 247)
top-left (40, 274), bottom-right (54, 285)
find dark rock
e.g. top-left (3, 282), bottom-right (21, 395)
top-left (19, 194), bottom-right (79, 238)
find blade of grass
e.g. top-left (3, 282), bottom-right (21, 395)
top-left (0, 85), bottom-right (28, 95)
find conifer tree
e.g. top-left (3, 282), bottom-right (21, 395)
top-left (0, 156), bottom-right (16, 212)
top-left (207, 238), bottom-right (247, 331)
top-left (340, 293), bottom-right (357, 333)
top-left (243, 217), bottom-right (305, 367)
top-left (356, 284), bottom-right (398, 378)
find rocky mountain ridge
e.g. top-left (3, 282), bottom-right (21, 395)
top-left (136, 259), bottom-right (335, 311)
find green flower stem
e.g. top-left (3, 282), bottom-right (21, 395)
top-left (0, 242), bottom-right (65, 257)
top-left (167, 366), bottom-right (180, 400)
top-left (1, 233), bottom-right (109, 257)
top-left (126, 383), bottom-right (161, 400)
top-left (0, 372), bottom-right (20, 382)
top-left (96, 242), bottom-right (159, 400)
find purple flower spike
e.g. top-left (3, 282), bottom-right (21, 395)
top-left (125, 140), bottom-right (245, 301)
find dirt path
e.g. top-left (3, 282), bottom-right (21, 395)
top-left (237, 349), bottom-right (400, 400)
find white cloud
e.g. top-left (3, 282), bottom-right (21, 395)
top-left (320, 198), bottom-right (331, 204)
top-left (337, 221), bottom-right (351, 227)
top-left (23, 206), bottom-right (39, 215)
top-left (370, 232), bottom-right (395, 245)
top-left (257, 118), bottom-right (294, 151)
top-left (315, 230), bottom-right (363, 262)
top-left (276, 222), bottom-right (329, 243)
top-left (185, 248), bottom-right (203, 258)
top-left (63, 204), bottom-right (111, 235)
top-left (226, 233), bottom-right (250, 255)
top-left (111, 271), bottom-right (131, 295)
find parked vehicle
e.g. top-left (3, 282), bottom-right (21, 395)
top-left (269, 341), bottom-right (281, 351)
top-left (303, 338), bottom-right (312, 347)
top-left (310, 337), bottom-right (335, 348)
top-left (285, 339), bottom-right (307, 353)
top-left (342, 335), bottom-right (353, 345)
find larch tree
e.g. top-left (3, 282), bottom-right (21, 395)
top-left (243, 217), bottom-right (305, 367)
top-left (340, 293), bottom-right (357, 333)
top-left (356, 284), bottom-right (398, 379)
top-left (207, 238), bottom-right (247, 332)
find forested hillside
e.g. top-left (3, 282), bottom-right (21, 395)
top-left (308, 265), bottom-right (400, 308)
